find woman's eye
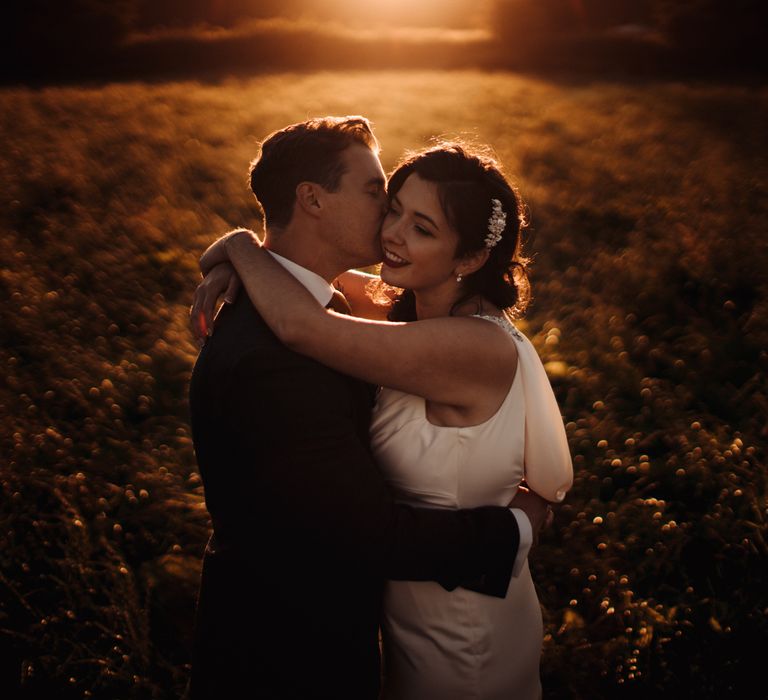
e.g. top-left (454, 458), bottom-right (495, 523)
top-left (415, 225), bottom-right (432, 236)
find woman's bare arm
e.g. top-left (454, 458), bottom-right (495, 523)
top-left (224, 232), bottom-right (517, 408)
top-left (195, 233), bottom-right (387, 326)
top-left (200, 229), bottom-right (252, 275)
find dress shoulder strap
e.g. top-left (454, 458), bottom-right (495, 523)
top-left (471, 313), bottom-right (524, 341)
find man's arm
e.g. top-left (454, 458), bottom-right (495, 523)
top-left (225, 348), bottom-right (520, 597)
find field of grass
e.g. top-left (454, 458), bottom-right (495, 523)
top-left (1, 71), bottom-right (766, 699)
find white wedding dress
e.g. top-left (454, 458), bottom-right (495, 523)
top-left (370, 314), bottom-right (573, 700)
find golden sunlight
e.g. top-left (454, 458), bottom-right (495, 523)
top-left (308, 0), bottom-right (482, 28)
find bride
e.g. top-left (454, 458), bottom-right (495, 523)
top-left (192, 142), bottom-right (572, 699)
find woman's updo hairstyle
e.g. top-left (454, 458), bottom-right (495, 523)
top-left (385, 142), bottom-right (531, 322)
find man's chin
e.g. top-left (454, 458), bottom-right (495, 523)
top-left (356, 252), bottom-right (384, 269)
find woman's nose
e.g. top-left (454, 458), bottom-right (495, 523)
top-left (382, 217), bottom-right (405, 245)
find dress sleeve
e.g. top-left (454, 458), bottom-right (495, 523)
top-left (517, 332), bottom-right (574, 502)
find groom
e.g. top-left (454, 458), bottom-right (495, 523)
top-left (188, 116), bottom-right (549, 699)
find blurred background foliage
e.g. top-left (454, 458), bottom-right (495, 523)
top-left (0, 70), bottom-right (766, 697)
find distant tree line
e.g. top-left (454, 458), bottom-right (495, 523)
top-left (654, 0), bottom-right (768, 51)
top-left (494, 0), bottom-right (768, 55)
top-left (9, 0), bottom-right (480, 41)
top-left (494, 0), bottom-right (652, 33)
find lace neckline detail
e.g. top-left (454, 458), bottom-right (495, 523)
top-left (471, 313), bottom-right (524, 341)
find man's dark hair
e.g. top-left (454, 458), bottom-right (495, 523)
top-left (249, 116), bottom-right (379, 229)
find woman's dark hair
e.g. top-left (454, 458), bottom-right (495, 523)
top-left (384, 142), bottom-right (531, 322)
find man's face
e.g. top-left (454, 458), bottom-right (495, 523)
top-left (321, 144), bottom-right (388, 269)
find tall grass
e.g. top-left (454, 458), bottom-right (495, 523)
top-left (0, 71), bottom-right (766, 698)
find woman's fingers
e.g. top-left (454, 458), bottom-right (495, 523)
top-left (190, 284), bottom-right (208, 343)
top-left (190, 263), bottom-right (241, 345)
top-left (202, 286), bottom-right (217, 336)
top-left (224, 272), bottom-right (241, 304)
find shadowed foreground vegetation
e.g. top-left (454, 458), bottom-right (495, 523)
top-left (0, 71), bottom-right (766, 698)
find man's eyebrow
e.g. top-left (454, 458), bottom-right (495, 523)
top-left (366, 175), bottom-right (386, 188)
top-left (391, 195), bottom-right (439, 229)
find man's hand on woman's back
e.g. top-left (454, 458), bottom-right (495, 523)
top-left (509, 486), bottom-right (554, 547)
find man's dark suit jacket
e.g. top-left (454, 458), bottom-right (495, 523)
top-left (188, 293), bottom-right (520, 699)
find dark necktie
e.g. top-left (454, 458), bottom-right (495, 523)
top-left (326, 289), bottom-right (352, 315)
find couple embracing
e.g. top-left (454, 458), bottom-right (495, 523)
top-left (187, 115), bottom-right (573, 699)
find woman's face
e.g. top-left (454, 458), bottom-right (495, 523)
top-left (380, 173), bottom-right (462, 291)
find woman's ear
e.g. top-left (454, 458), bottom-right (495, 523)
top-left (295, 182), bottom-right (323, 218)
top-left (456, 247), bottom-right (490, 278)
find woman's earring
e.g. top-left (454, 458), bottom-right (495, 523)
top-left (456, 273), bottom-right (463, 283)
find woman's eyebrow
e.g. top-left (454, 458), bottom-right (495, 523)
top-left (414, 210), bottom-right (438, 229)
top-left (390, 194), bottom-right (439, 230)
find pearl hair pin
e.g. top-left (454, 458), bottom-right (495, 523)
top-left (485, 198), bottom-right (506, 249)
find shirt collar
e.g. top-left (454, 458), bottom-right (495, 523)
top-left (265, 250), bottom-right (335, 307)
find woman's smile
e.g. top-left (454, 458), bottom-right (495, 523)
top-left (382, 245), bottom-right (410, 268)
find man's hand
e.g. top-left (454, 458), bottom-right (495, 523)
top-left (190, 262), bottom-right (241, 343)
top-left (509, 486), bottom-right (554, 546)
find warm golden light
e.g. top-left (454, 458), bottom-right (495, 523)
top-left (305, 0), bottom-right (483, 28)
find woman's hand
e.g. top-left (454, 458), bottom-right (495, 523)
top-left (199, 228), bottom-right (257, 276)
top-left (190, 262), bottom-right (242, 343)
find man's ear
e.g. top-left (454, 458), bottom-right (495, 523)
top-left (456, 247), bottom-right (490, 278)
top-left (295, 182), bottom-right (323, 218)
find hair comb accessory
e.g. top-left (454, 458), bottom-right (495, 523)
top-left (485, 198), bottom-right (506, 249)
